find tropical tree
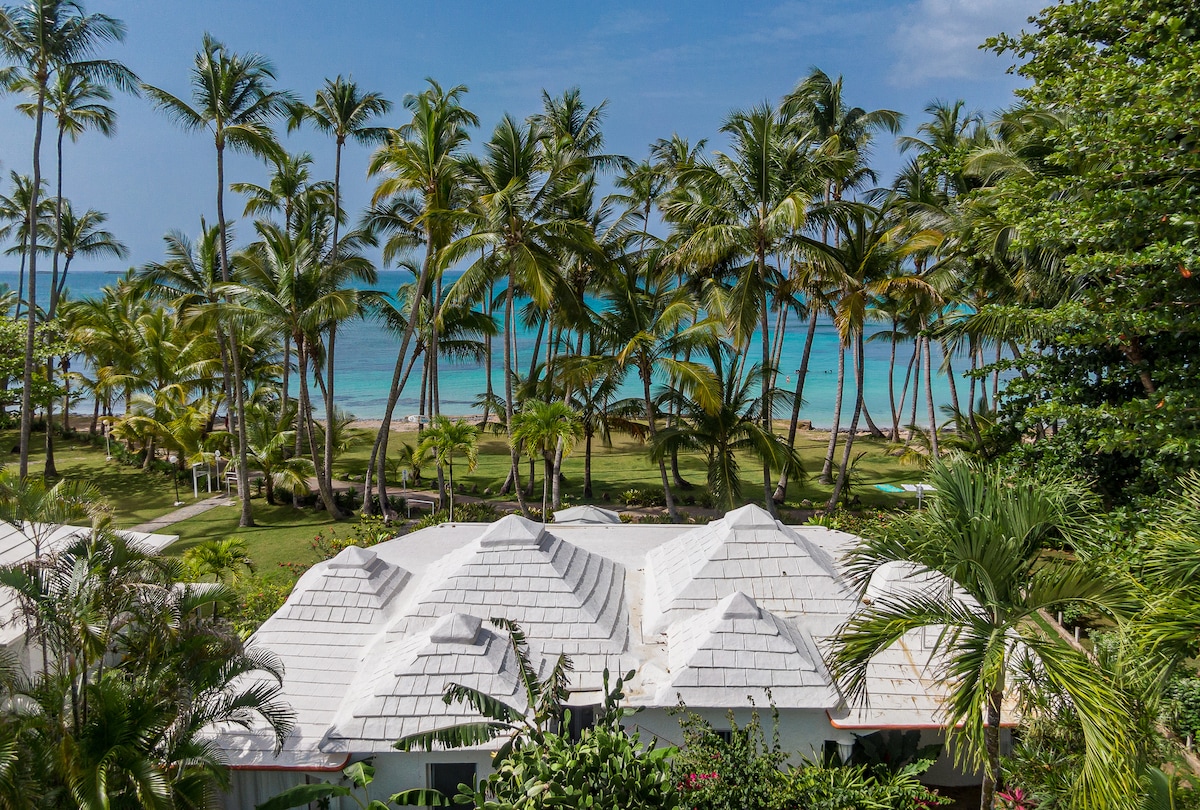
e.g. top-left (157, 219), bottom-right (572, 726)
top-left (362, 79), bottom-right (477, 517)
top-left (0, 0), bottom-right (134, 478)
top-left (667, 102), bottom-right (831, 515)
top-left (290, 75), bottom-right (390, 490)
top-left (830, 460), bottom-right (1137, 810)
top-left (37, 201), bottom-right (125, 476)
top-left (653, 349), bottom-right (802, 513)
top-left (417, 415), bottom-right (479, 521)
top-left (510, 399), bottom-right (583, 521)
top-left (244, 403), bottom-right (312, 506)
top-left (442, 113), bottom-right (595, 516)
top-left (143, 32), bottom-right (291, 527)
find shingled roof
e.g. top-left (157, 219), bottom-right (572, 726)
top-left (323, 612), bottom-right (537, 752)
top-left (643, 504), bottom-right (853, 636)
top-left (657, 592), bottom-right (840, 709)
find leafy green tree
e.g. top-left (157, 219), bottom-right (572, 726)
top-left (830, 460), bottom-right (1137, 810)
top-left (981, 1), bottom-right (1200, 497)
top-left (143, 33), bottom-right (291, 527)
top-left (418, 416), bottom-right (479, 521)
top-left (460, 670), bottom-right (678, 810)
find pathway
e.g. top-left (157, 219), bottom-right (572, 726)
top-left (129, 494), bottom-right (234, 534)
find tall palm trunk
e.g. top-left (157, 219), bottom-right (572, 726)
top-left (773, 308), bottom-right (819, 502)
top-left (18, 83), bottom-right (46, 479)
top-left (828, 330), bottom-right (865, 509)
top-left (923, 334), bottom-right (939, 459)
top-left (505, 270), bottom-right (528, 515)
top-left (299, 340), bottom-right (341, 515)
top-left (757, 243), bottom-right (776, 517)
top-left (325, 138), bottom-right (343, 493)
top-left (215, 144), bottom-right (254, 526)
top-left (43, 120), bottom-right (71, 478)
top-left (886, 319), bottom-right (899, 441)
top-left (820, 344), bottom-right (846, 484)
top-left (642, 361), bottom-right (678, 521)
top-left (982, 687), bottom-right (1004, 810)
top-left (364, 222), bottom-right (435, 518)
top-left (894, 342), bottom-right (919, 441)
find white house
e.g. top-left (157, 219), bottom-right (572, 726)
top-left (218, 504), bottom-right (993, 808)
top-left (0, 519), bottom-right (178, 673)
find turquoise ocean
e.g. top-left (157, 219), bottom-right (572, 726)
top-left (2, 270), bottom-right (971, 430)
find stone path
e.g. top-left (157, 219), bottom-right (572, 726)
top-left (129, 494), bottom-right (234, 534)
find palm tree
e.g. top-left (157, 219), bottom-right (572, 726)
top-left (244, 403), bottom-right (312, 506)
top-left (653, 347), bottom-right (802, 512)
top-left (362, 79), bottom-right (477, 517)
top-left (442, 113), bottom-right (595, 516)
top-left (37, 201), bottom-right (125, 476)
top-left (12, 68), bottom-right (115, 320)
top-left (143, 33), bottom-right (291, 527)
top-left (417, 416), bottom-right (479, 521)
top-left (290, 76), bottom-right (390, 491)
top-left (0, 171), bottom-right (51, 321)
top-left (598, 266), bottom-right (718, 520)
top-left (509, 400), bottom-right (583, 521)
top-left (830, 460), bottom-right (1137, 810)
top-left (668, 102), bottom-right (832, 515)
top-left (0, 0), bottom-right (135, 479)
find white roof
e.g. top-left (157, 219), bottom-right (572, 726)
top-left (1, 520), bottom-right (178, 647)
top-left (323, 613), bottom-right (539, 752)
top-left (553, 505), bottom-right (622, 524)
top-left (643, 504), bottom-right (853, 636)
top-left (220, 508), bottom-right (964, 768)
top-left (658, 592), bottom-right (840, 709)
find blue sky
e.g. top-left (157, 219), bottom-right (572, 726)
top-left (0, 0), bottom-right (1044, 274)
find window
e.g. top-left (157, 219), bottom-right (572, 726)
top-left (566, 705), bottom-right (598, 741)
top-left (715, 729), bottom-right (733, 744)
top-left (428, 762), bottom-right (475, 809)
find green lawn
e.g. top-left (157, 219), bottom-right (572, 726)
top-left (5, 423), bottom-right (928, 576)
top-left (1, 428), bottom-right (206, 527)
top-left (166, 501), bottom-right (341, 582)
top-left (334, 427), bottom-right (928, 511)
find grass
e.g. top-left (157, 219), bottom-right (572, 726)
top-left (1, 427), bottom-right (207, 527)
top-left (166, 500), bottom-right (341, 582)
top-left (5, 421), bottom-right (930, 575)
top-left (334, 425), bottom-right (929, 512)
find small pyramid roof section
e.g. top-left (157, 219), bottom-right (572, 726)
top-left (656, 592), bottom-right (839, 709)
top-left (323, 612), bottom-right (533, 752)
top-left (553, 505), bottom-right (622, 525)
top-left (279, 545), bottom-right (409, 624)
top-left (400, 518), bottom-right (630, 664)
top-left (644, 504), bottom-right (852, 633)
top-left (479, 513), bottom-right (546, 547)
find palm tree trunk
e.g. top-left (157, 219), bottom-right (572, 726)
top-left (542, 453), bottom-right (552, 522)
top-left (894, 343), bottom-right (919, 441)
top-left (643, 363), bottom-right (677, 521)
top-left (215, 144), bottom-right (254, 527)
top-left (301, 341), bottom-right (343, 517)
top-left (505, 270), bottom-right (528, 515)
top-left (324, 325), bottom-right (337, 492)
top-left (943, 339), bottom-right (961, 418)
top-left (364, 224), bottom-right (436, 519)
top-left (828, 331), bottom-right (865, 509)
top-left (967, 335), bottom-right (980, 440)
top-left (18, 85), bottom-right (46, 479)
top-left (773, 308), bottom-right (819, 502)
top-left (887, 320), bottom-right (899, 441)
top-left (907, 343), bottom-right (922, 441)
top-left (446, 459), bottom-right (455, 522)
top-left (981, 687), bottom-right (1004, 810)
top-left (42, 123), bottom-right (70, 479)
top-left (757, 246), bottom-right (775, 517)
top-left (923, 335), bottom-right (939, 459)
top-left (583, 428), bottom-right (593, 498)
top-left (820, 345), bottom-right (846, 484)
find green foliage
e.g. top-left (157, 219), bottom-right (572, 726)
top-left (669, 707), bottom-right (944, 810)
top-left (409, 501), bottom-right (503, 530)
top-left (984, 0), bottom-right (1200, 496)
top-left (1163, 678), bottom-right (1200, 744)
top-left (256, 760), bottom-right (448, 810)
top-left (850, 730), bottom-right (942, 774)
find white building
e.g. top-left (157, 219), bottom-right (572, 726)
top-left (218, 504), bottom-right (992, 808)
top-left (0, 519), bottom-right (178, 673)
